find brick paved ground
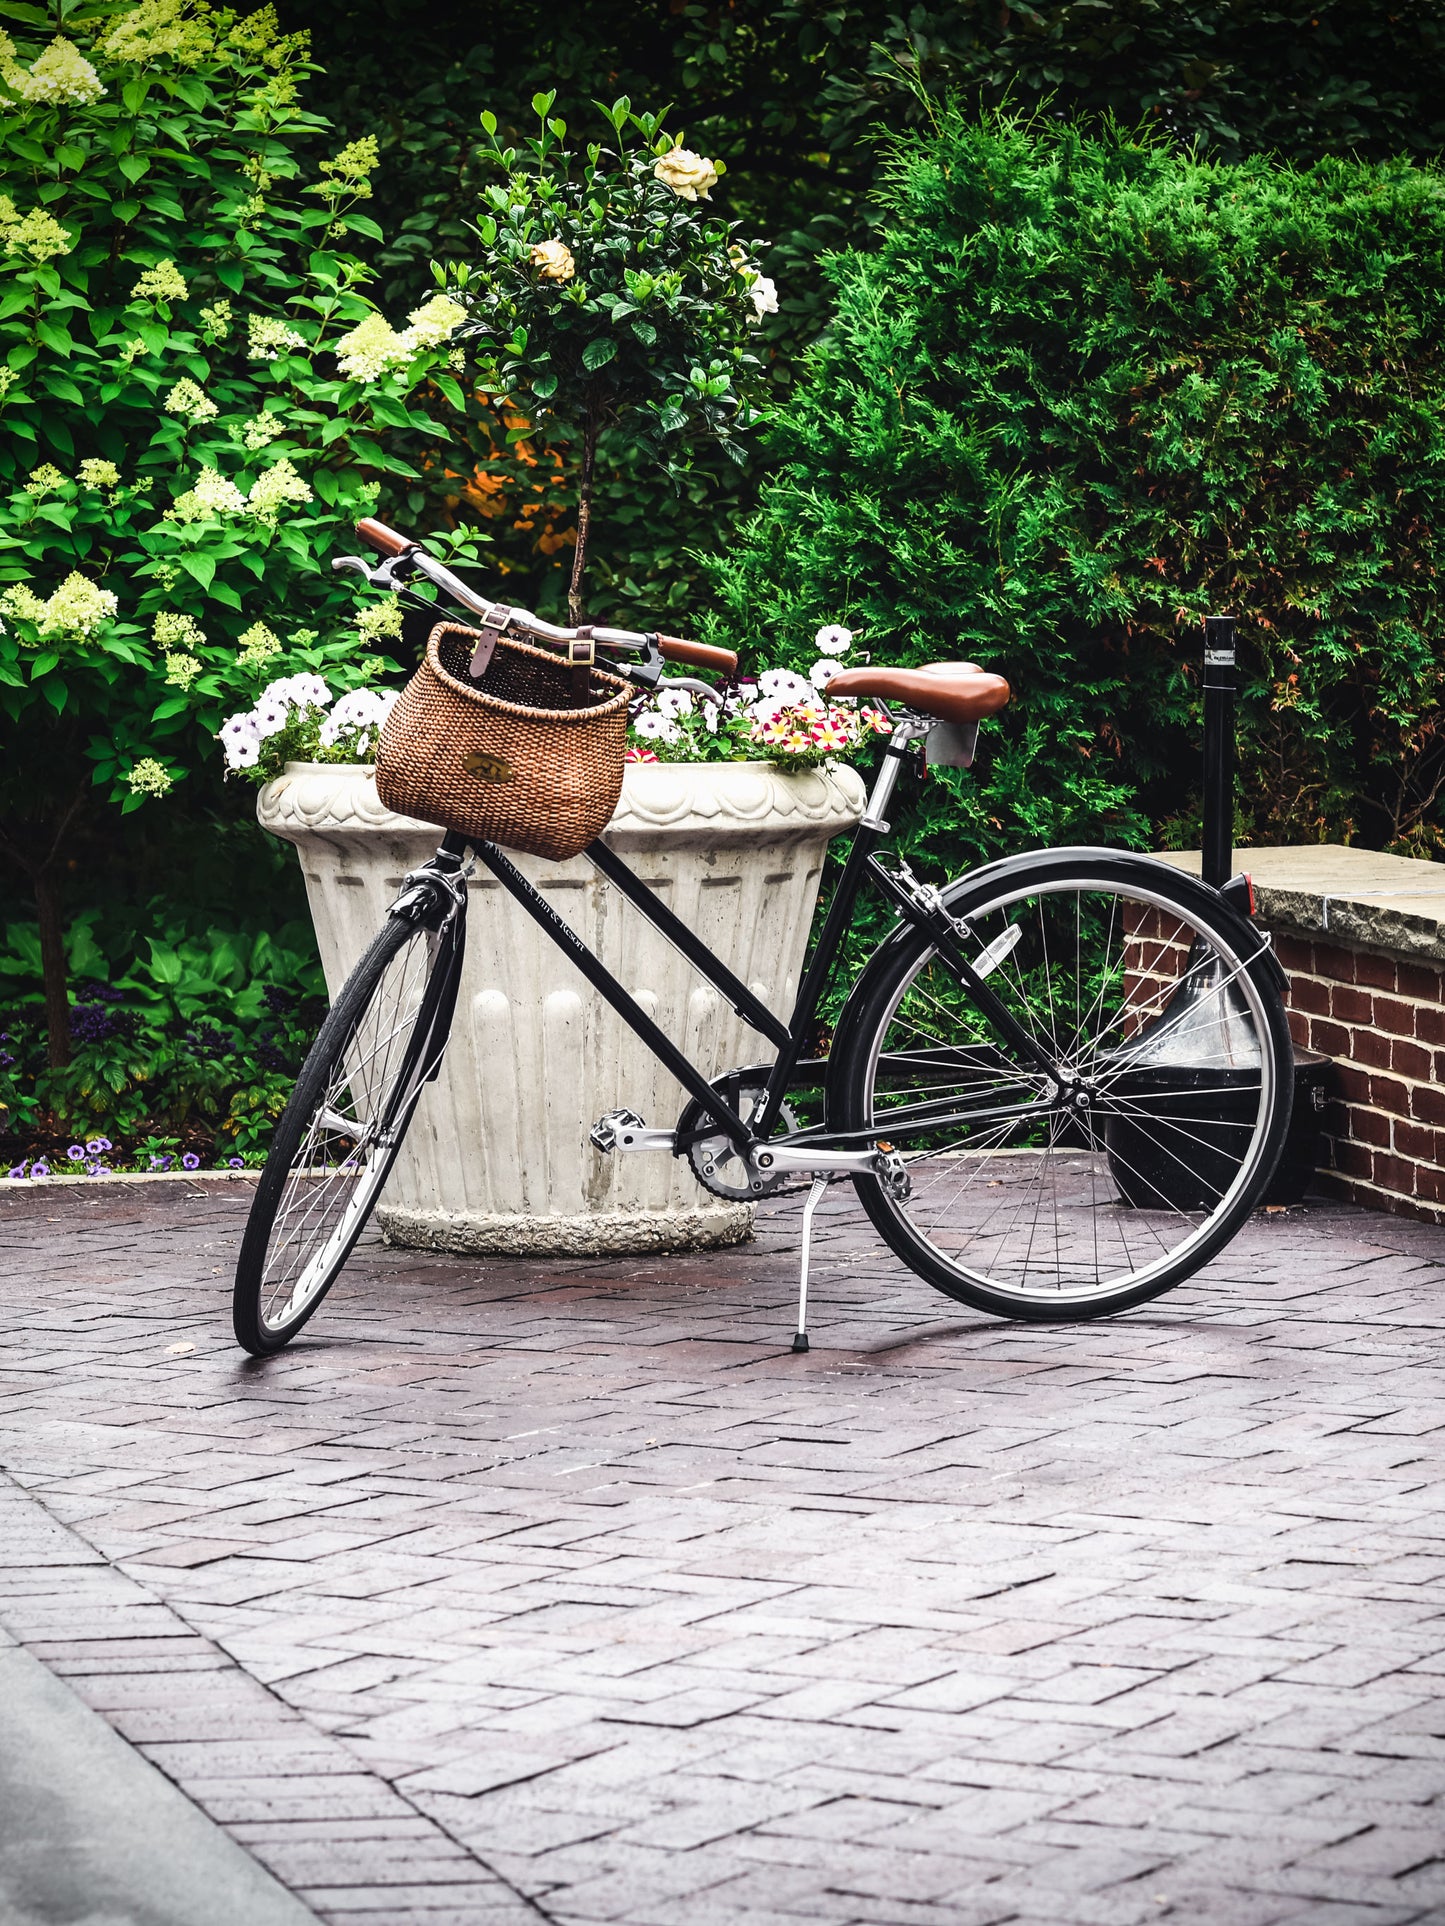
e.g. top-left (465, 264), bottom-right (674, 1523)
top-left (3, 1178), bottom-right (1445, 1925)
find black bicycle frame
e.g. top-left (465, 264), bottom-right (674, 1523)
top-left (442, 740), bottom-right (1069, 1162)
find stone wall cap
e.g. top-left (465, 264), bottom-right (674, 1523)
top-left (1156, 844), bottom-right (1445, 964)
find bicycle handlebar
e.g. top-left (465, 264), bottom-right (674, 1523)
top-left (354, 517), bottom-right (738, 676)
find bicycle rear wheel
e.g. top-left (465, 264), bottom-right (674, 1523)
top-left (830, 851), bottom-right (1294, 1321)
top-left (233, 910), bottom-right (461, 1354)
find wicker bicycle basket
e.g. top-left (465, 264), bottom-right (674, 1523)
top-left (375, 621), bottom-right (631, 861)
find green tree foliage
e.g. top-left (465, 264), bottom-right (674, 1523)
top-left (450, 93), bottom-right (770, 620)
top-left (285, 0), bottom-right (1445, 621)
top-left (706, 112), bottom-right (1445, 873)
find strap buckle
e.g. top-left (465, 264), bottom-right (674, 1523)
top-left (568, 631), bottom-right (595, 700)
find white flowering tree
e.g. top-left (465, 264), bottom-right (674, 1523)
top-left (445, 94), bottom-right (773, 624)
top-left (0, 0), bottom-right (475, 1070)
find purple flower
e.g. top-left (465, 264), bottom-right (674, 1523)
top-left (149, 1153), bottom-right (174, 1170)
top-left (86, 1137), bottom-right (112, 1155)
top-left (67, 1144), bottom-right (85, 1161)
top-left (31, 1162), bottom-right (49, 1178)
top-left (85, 1161), bottom-right (101, 1176)
top-left (7, 1163), bottom-right (27, 1179)
top-left (182, 1152), bottom-right (200, 1170)
top-left (228, 1157), bottom-right (244, 1169)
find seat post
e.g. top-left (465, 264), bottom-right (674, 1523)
top-left (860, 722), bottom-right (924, 834)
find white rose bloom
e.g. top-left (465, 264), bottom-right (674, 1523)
top-left (810, 658), bottom-right (846, 690)
top-left (814, 623), bottom-right (854, 655)
top-left (653, 148), bottom-right (719, 201)
top-left (749, 275), bottom-right (778, 319)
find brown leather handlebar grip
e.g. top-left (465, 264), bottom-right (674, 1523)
top-left (356, 516), bottom-right (414, 557)
top-left (657, 634), bottom-right (738, 675)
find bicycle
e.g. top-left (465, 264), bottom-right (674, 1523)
top-left (232, 516), bottom-right (1295, 1356)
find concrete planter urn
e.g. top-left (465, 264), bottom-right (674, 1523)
top-left (256, 759), bottom-right (865, 1255)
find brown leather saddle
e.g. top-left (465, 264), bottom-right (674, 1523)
top-left (825, 659), bottom-right (1010, 724)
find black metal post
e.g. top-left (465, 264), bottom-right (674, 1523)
top-left (1202, 614), bottom-right (1236, 890)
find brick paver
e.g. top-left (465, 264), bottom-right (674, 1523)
top-left (3, 1177), bottom-right (1445, 1923)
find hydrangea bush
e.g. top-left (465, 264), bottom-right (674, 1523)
top-left (0, 0), bottom-right (479, 1067)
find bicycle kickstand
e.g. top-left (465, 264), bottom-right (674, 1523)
top-left (792, 1175), bottom-right (831, 1354)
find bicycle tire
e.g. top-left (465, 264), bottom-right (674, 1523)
top-left (828, 850), bottom-right (1294, 1322)
top-left (233, 910), bottom-right (461, 1355)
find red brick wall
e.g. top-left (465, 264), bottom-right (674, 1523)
top-left (1273, 932), bottom-right (1445, 1223)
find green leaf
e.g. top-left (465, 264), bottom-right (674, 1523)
top-left (433, 372), bottom-right (466, 411)
top-left (531, 90), bottom-right (556, 119)
top-left (118, 155), bottom-right (150, 184)
top-left (178, 551), bottom-right (215, 589)
top-left (582, 336), bottom-right (618, 371)
top-left (481, 110), bottom-right (498, 136)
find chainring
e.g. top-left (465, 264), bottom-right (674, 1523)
top-left (678, 1081), bottom-right (799, 1200)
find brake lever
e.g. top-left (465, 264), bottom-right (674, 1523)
top-left (331, 552), bottom-right (419, 591)
top-left (658, 674), bottom-right (725, 707)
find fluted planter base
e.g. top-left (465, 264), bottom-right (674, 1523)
top-left (377, 1200), bottom-right (753, 1256)
top-left (257, 759), bottom-right (865, 1257)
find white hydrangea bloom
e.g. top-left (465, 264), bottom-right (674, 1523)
top-left (41, 571), bottom-right (119, 640)
top-left (236, 620), bottom-right (281, 668)
top-left (166, 466), bottom-right (247, 522)
top-left (78, 458), bottom-right (120, 489)
top-left (163, 377), bottom-right (218, 423)
top-left (334, 311), bottom-right (408, 381)
top-left (163, 651), bottom-right (201, 690)
top-left (246, 315), bottom-right (307, 360)
top-left (246, 457), bottom-right (312, 526)
top-left (152, 610), bottom-right (205, 650)
top-left (356, 598), bottom-right (404, 642)
top-left (398, 294), bottom-right (467, 352)
top-left (5, 37), bottom-right (105, 106)
top-left (239, 412), bottom-right (284, 451)
top-left (127, 757), bottom-right (173, 798)
top-left (129, 259), bottom-right (187, 304)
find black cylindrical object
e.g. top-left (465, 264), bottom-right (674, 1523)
top-left (1202, 614), bottom-right (1236, 889)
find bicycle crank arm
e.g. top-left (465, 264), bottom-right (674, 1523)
top-left (751, 1143), bottom-right (907, 1185)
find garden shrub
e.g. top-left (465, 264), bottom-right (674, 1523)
top-left (0, 0), bottom-right (479, 1068)
top-left (707, 111), bottom-right (1445, 877)
top-left (0, 902), bottom-right (326, 1164)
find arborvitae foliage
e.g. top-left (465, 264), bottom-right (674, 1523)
top-left (706, 113), bottom-right (1445, 869)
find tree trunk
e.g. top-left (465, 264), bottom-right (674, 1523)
top-left (567, 414), bottom-right (601, 628)
top-left (33, 864), bottom-right (71, 1070)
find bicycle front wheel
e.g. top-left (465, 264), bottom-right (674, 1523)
top-left (831, 852), bottom-right (1294, 1321)
top-left (233, 911), bottom-right (460, 1355)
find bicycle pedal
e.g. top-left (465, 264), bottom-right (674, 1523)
top-left (589, 1109), bottom-right (646, 1154)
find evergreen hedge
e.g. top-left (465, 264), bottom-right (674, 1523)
top-left (707, 114), bottom-right (1445, 867)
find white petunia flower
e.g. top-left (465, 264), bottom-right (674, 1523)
top-left (814, 623), bottom-right (854, 655)
top-left (810, 658), bottom-right (845, 690)
top-left (654, 686), bottom-right (695, 720)
top-left (632, 709), bottom-right (681, 744)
